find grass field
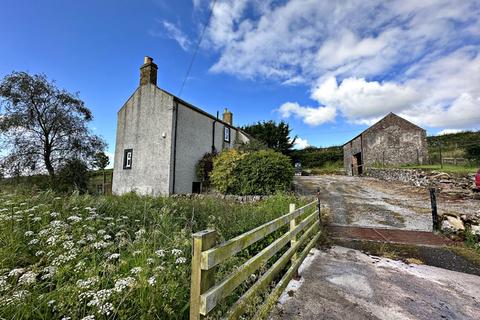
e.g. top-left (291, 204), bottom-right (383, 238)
top-left (0, 190), bottom-right (308, 319)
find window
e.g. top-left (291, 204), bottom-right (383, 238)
top-left (224, 126), bottom-right (231, 142)
top-left (123, 149), bottom-right (133, 169)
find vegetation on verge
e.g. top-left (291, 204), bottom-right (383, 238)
top-left (0, 190), bottom-right (307, 319)
top-left (210, 149), bottom-right (294, 195)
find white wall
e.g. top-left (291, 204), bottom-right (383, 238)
top-left (112, 84), bottom-right (175, 196)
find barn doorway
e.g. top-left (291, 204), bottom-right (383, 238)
top-left (353, 152), bottom-right (363, 175)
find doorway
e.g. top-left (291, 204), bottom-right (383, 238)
top-left (353, 152), bottom-right (363, 175)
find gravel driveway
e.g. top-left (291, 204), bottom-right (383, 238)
top-left (294, 175), bottom-right (477, 231)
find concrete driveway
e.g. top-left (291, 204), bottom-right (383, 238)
top-left (270, 246), bottom-right (480, 320)
top-left (294, 175), bottom-right (476, 231)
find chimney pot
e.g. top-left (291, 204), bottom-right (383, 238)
top-left (144, 56), bottom-right (153, 64)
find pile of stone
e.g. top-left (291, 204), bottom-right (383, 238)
top-left (365, 168), bottom-right (479, 199)
top-left (441, 212), bottom-right (480, 237)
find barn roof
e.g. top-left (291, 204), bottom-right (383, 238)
top-left (342, 113), bottom-right (425, 146)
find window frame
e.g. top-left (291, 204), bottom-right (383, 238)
top-left (123, 149), bottom-right (133, 169)
top-left (224, 126), bottom-right (231, 143)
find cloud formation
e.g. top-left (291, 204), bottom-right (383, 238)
top-left (150, 20), bottom-right (191, 51)
top-left (293, 137), bottom-right (309, 150)
top-left (195, 0), bottom-right (480, 129)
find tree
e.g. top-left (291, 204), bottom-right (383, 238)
top-left (0, 72), bottom-right (105, 178)
top-left (242, 120), bottom-right (296, 155)
top-left (93, 152), bottom-right (110, 194)
top-left (56, 158), bottom-right (89, 193)
top-left (465, 144), bottom-right (480, 165)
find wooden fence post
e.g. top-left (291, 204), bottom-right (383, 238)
top-left (289, 203), bottom-right (298, 278)
top-left (190, 229), bottom-right (217, 320)
top-left (429, 188), bottom-right (439, 232)
top-left (316, 188), bottom-right (322, 228)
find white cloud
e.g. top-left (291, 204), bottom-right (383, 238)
top-left (150, 20), bottom-right (191, 51)
top-left (293, 137), bottom-right (309, 150)
top-left (436, 129), bottom-right (465, 136)
top-left (194, 0), bottom-right (480, 130)
top-left (278, 102), bottom-right (336, 126)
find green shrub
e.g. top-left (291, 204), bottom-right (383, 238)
top-left (211, 149), bottom-right (294, 195)
top-left (56, 158), bottom-right (89, 193)
top-left (210, 149), bottom-right (246, 194)
top-left (195, 151), bottom-right (217, 188)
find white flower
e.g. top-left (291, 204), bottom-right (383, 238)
top-left (114, 277), bottom-right (136, 293)
top-left (8, 268), bottom-right (26, 277)
top-left (62, 241), bottom-right (74, 250)
top-left (76, 277), bottom-right (98, 289)
top-left (103, 234), bottom-right (111, 240)
top-left (46, 236), bottom-right (59, 246)
top-left (28, 238), bottom-right (39, 245)
top-left (155, 250), bottom-right (165, 257)
top-left (80, 315), bottom-right (95, 320)
top-left (107, 253), bottom-right (120, 261)
top-left (132, 250), bottom-right (142, 256)
top-left (171, 249), bottom-right (182, 256)
top-left (147, 258), bottom-right (154, 265)
top-left (18, 271), bottom-right (37, 285)
top-left (97, 229), bottom-right (106, 235)
top-left (175, 257), bottom-right (187, 264)
top-left (130, 267), bottom-right (142, 275)
top-left (50, 212), bottom-right (60, 218)
top-left (33, 216), bottom-right (42, 222)
top-left (147, 276), bottom-right (156, 286)
top-left (67, 215), bottom-right (82, 223)
top-left (35, 250), bottom-right (44, 257)
top-left (24, 231), bottom-right (35, 237)
top-left (61, 317), bottom-right (72, 320)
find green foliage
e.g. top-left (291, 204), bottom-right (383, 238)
top-left (291, 146), bottom-right (343, 169)
top-left (0, 190), bottom-right (306, 319)
top-left (0, 71), bottom-right (106, 177)
top-left (210, 149), bottom-right (246, 194)
top-left (195, 151), bottom-right (217, 187)
top-left (235, 150), bottom-right (294, 195)
top-left (242, 121), bottom-right (296, 154)
top-left (56, 159), bottom-right (90, 193)
top-left (465, 144), bottom-right (480, 163)
top-left (92, 152), bottom-right (110, 170)
top-left (236, 138), bottom-right (268, 152)
top-left (211, 149), bottom-right (294, 195)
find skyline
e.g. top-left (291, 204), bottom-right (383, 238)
top-left (1, 0), bottom-right (479, 162)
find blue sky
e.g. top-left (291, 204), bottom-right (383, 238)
top-left (1, 0), bottom-right (480, 157)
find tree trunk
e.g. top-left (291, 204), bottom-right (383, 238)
top-left (44, 148), bottom-right (55, 177)
top-left (102, 169), bottom-right (106, 195)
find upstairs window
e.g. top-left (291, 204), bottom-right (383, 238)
top-left (224, 127), bottom-right (231, 143)
top-left (123, 149), bottom-right (133, 169)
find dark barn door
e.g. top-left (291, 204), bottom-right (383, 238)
top-left (354, 152), bottom-right (363, 175)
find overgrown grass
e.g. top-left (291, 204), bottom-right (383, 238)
top-left (307, 161), bottom-right (344, 175)
top-left (0, 190), bottom-right (310, 319)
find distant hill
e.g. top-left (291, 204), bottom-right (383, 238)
top-left (427, 130), bottom-right (480, 159)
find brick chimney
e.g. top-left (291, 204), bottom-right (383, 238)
top-left (223, 108), bottom-right (233, 125)
top-left (140, 56), bottom-right (158, 86)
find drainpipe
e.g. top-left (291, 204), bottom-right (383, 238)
top-left (212, 111), bottom-right (218, 153)
top-left (172, 100), bottom-right (179, 194)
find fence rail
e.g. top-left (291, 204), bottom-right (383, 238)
top-left (189, 200), bottom-right (321, 319)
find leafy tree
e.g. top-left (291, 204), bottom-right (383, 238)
top-left (242, 121), bottom-right (296, 154)
top-left (56, 158), bottom-right (89, 193)
top-left (465, 144), bottom-right (480, 164)
top-left (93, 152), bottom-right (110, 194)
top-left (0, 71), bottom-right (105, 178)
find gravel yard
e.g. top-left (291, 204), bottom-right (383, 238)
top-left (294, 175), bottom-right (478, 231)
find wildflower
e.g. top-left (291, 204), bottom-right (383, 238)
top-left (62, 241), bottom-right (74, 250)
top-left (114, 277), bottom-right (136, 293)
top-left (50, 212), bottom-right (60, 218)
top-left (103, 234), bottom-right (112, 240)
top-left (172, 249), bottom-right (183, 256)
top-left (67, 215), bottom-right (82, 223)
top-left (147, 276), bottom-right (156, 286)
top-left (130, 267), bottom-right (142, 275)
top-left (133, 250), bottom-right (142, 256)
top-left (134, 228), bottom-right (146, 239)
top-left (18, 271), bottom-right (37, 285)
top-left (107, 253), bottom-right (120, 261)
top-left (46, 236), bottom-right (58, 246)
top-left (8, 268), bottom-right (26, 277)
top-left (155, 250), bottom-right (165, 257)
top-left (28, 238), bottom-right (39, 245)
top-left (76, 277), bottom-right (98, 289)
top-left (97, 229), bottom-right (106, 235)
top-left (175, 257), bottom-right (187, 264)
top-left (153, 266), bottom-right (165, 273)
top-left (48, 299), bottom-right (56, 306)
top-left (80, 315), bottom-right (95, 320)
top-left (35, 250), bottom-right (44, 257)
top-left (61, 317), bottom-right (72, 320)
top-left (147, 258), bottom-right (154, 265)
top-left (33, 216), bottom-right (42, 222)
top-left (0, 276), bottom-right (11, 292)
top-left (92, 241), bottom-right (110, 250)
top-left (24, 231), bottom-right (35, 237)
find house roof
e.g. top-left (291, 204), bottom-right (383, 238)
top-left (342, 113), bottom-right (425, 146)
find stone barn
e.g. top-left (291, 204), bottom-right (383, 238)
top-left (343, 113), bottom-right (427, 175)
top-left (112, 57), bottom-right (250, 195)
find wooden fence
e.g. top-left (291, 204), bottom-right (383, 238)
top-left (190, 199), bottom-right (321, 319)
